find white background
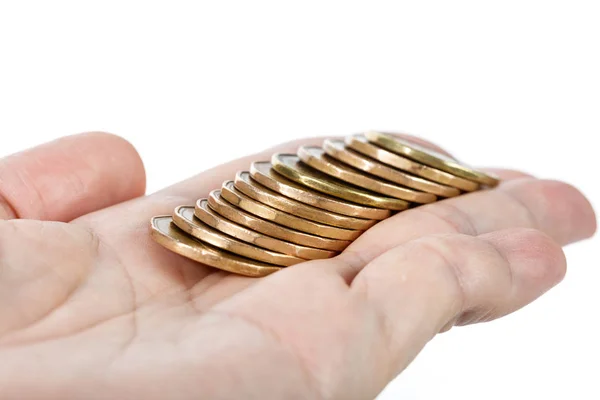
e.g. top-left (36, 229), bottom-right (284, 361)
top-left (1, 1), bottom-right (598, 399)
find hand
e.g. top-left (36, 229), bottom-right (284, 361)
top-left (0, 132), bottom-right (595, 399)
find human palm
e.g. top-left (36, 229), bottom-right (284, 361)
top-left (0, 133), bottom-right (595, 399)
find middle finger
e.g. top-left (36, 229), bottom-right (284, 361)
top-left (336, 177), bottom-right (596, 278)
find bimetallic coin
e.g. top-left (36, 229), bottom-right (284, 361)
top-left (150, 216), bottom-right (281, 277)
top-left (234, 171), bottom-right (377, 230)
top-left (250, 161), bottom-right (391, 219)
top-left (365, 131), bottom-right (500, 187)
top-left (297, 146), bottom-right (436, 204)
top-left (195, 199), bottom-right (336, 260)
top-left (345, 135), bottom-right (479, 192)
top-left (208, 189), bottom-right (350, 251)
top-left (172, 206), bottom-right (303, 267)
top-left (323, 140), bottom-right (460, 198)
top-left (221, 181), bottom-right (361, 241)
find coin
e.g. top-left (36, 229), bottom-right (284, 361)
top-left (150, 215), bottom-right (281, 277)
top-left (250, 161), bottom-right (391, 219)
top-left (345, 135), bottom-right (479, 192)
top-left (297, 146), bottom-right (436, 204)
top-left (208, 189), bottom-right (350, 251)
top-left (195, 198), bottom-right (336, 260)
top-left (221, 181), bottom-right (361, 241)
top-left (234, 171), bottom-right (377, 230)
top-left (365, 131), bottom-right (500, 187)
top-left (172, 205), bottom-right (303, 267)
top-left (323, 139), bottom-right (460, 198)
top-left (271, 154), bottom-right (411, 211)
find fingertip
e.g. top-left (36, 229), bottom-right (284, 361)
top-left (76, 131), bottom-right (147, 197)
top-left (553, 180), bottom-right (597, 240)
top-left (499, 178), bottom-right (597, 246)
top-left (539, 180), bottom-right (597, 243)
top-left (523, 228), bottom-right (567, 286)
top-left (485, 228), bottom-right (567, 291)
top-left (0, 131), bottom-right (148, 222)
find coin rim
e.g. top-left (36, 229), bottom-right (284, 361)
top-left (221, 180), bottom-right (361, 240)
top-left (322, 140), bottom-right (459, 198)
top-left (271, 154), bottom-right (410, 210)
top-left (235, 171), bottom-right (377, 230)
top-left (365, 131), bottom-right (500, 186)
top-left (172, 206), bottom-right (304, 267)
top-left (150, 215), bottom-right (281, 277)
top-left (297, 146), bottom-right (436, 204)
top-left (250, 161), bottom-right (392, 219)
top-left (208, 189), bottom-right (350, 251)
top-left (345, 134), bottom-right (480, 192)
top-left (195, 198), bottom-right (336, 260)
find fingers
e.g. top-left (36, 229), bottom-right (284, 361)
top-left (337, 178), bottom-right (596, 279)
top-left (350, 228), bottom-right (566, 378)
top-left (0, 132), bottom-right (146, 221)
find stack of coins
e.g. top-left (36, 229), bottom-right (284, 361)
top-left (151, 131), bottom-right (499, 277)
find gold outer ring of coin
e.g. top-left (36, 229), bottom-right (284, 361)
top-left (365, 131), bottom-right (500, 187)
top-left (208, 189), bottom-right (350, 251)
top-left (172, 205), bottom-right (304, 267)
top-left (234, 171), bottom-right (377, 230)
top-left (345, 134), bottom-right (480, 192)
top-left (194, 198), bottom-right (337, 260)
top-left (250, 161), bottom-right (391, 219)
top-left (297, 146), bottom-right (437, 204)
top-left (271, 154), bottom-right (410, 210)
top-left (151, 216), bottom-right (281, 277)
top-left (221, 180), bottom-right (361, 240)
top-left (323, 139), bottom-right (461, 198)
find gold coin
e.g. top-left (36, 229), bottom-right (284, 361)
top-left (195, 198), bottom-right (336, 260)
top-left (250, 161), bottom-right (391, 219)
top-left (271, 154), bottom-right (410, 211)
top-left (323, 139), bottom-right (460, 198)
top-left (221, 181), bottom-right (361, 241)
top-left (172, 205), bottom-right (303, 267)
top-left (345, 135), bottom-right (479, 192)
top-left (365, 131), bottom-right (500, 187)
top-left (208, 189), bottom-right (350, 251)
top-left (150, 215), bottom-right (281, 277)
top-left (234, 171), bottom-right (377, 230)
top-left (297, 146), bottom-right (436, 204)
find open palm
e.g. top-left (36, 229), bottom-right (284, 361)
top-left (0, 132), bottom-right (595, 400)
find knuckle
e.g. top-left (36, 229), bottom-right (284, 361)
top-left (411, 233), bottom-right (519, 312)
top-left (415, 203), bottom-right (479, 236)
top-left (410, 234), bottom-right (473, 311)
top-left (0, 193), bottom-right (17, 219)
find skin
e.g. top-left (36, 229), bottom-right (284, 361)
top-left (0, 132), bottom-right (595, 400)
